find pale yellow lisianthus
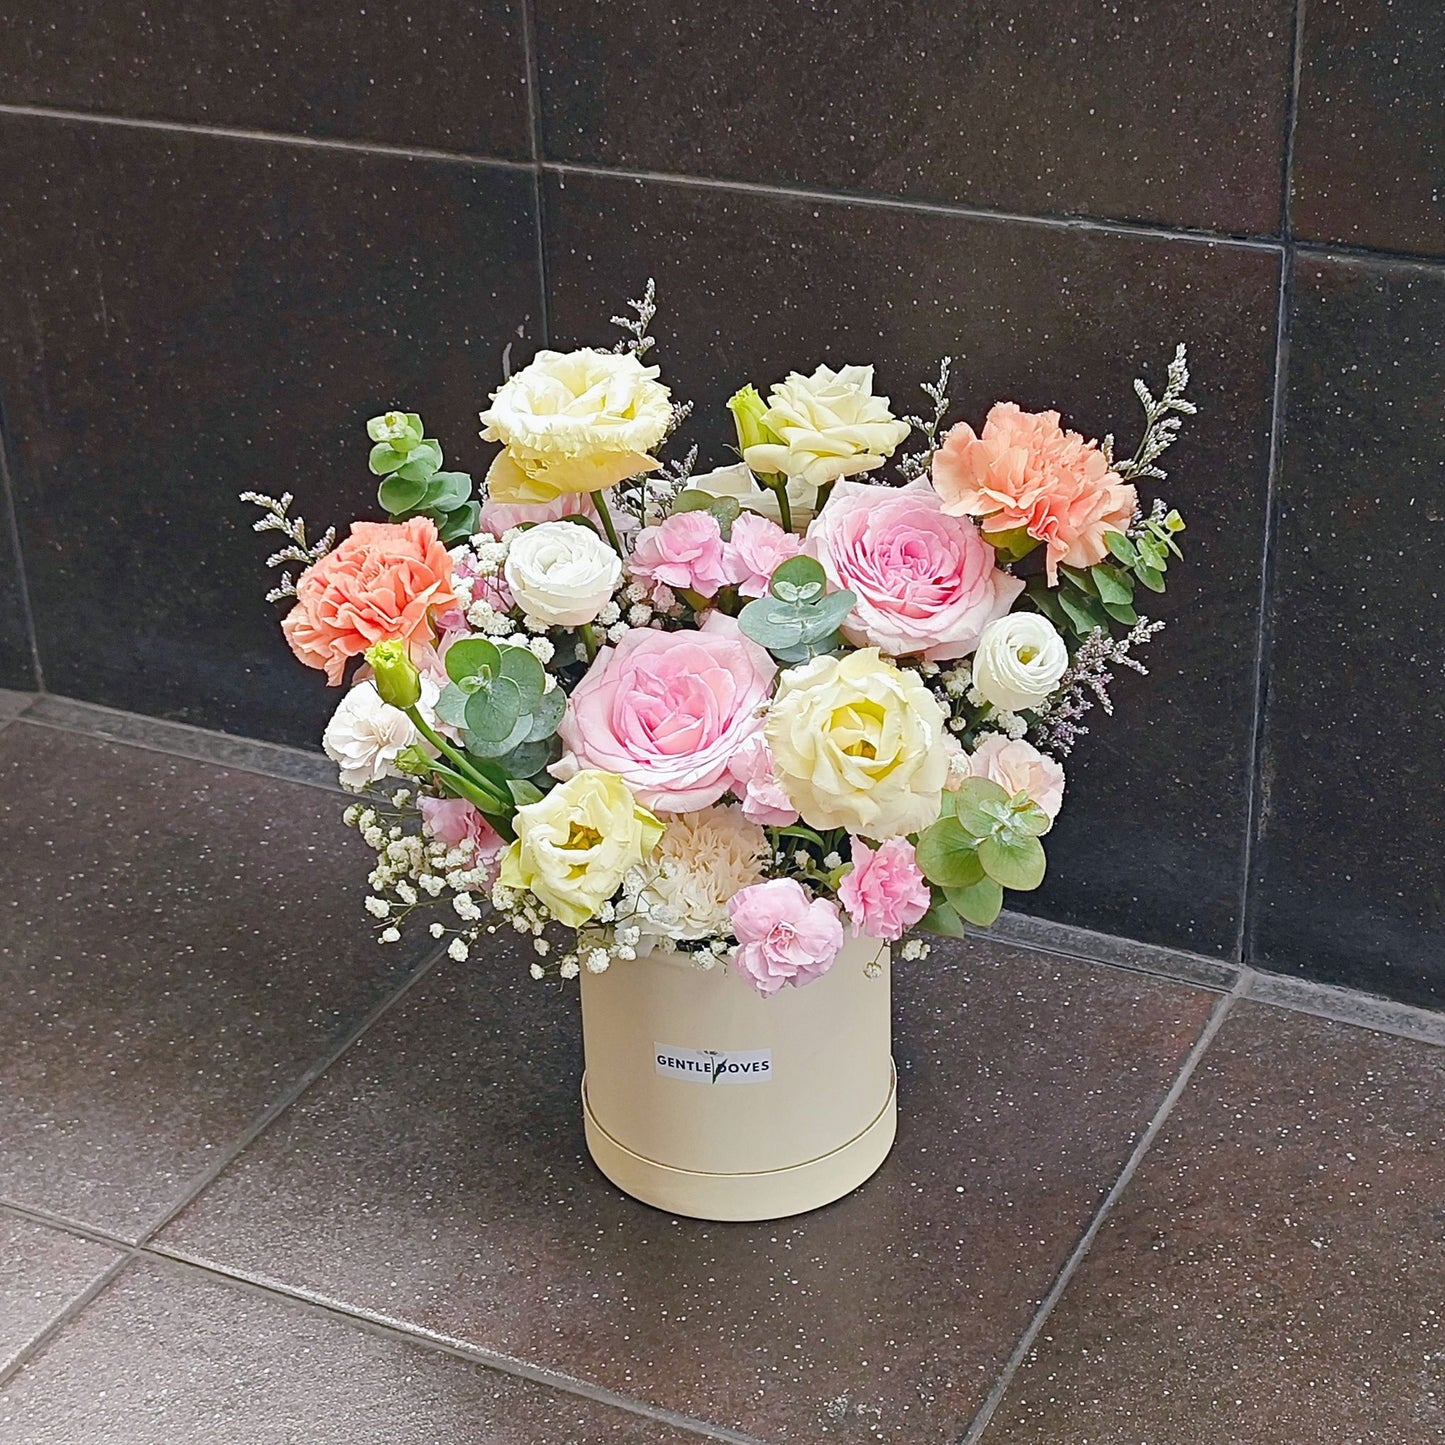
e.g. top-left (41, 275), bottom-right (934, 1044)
top-left (499, 769), bottom-right (663, 928)
top-left (765, 648), bottom-right (950, 840)
top-left (480, 348), bottom-right (672, 504)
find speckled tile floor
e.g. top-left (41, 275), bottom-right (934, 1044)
top-left (1, 690), bottom-right (1442, 1445)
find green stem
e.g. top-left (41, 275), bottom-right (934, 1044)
top-left (766, 476), bottom-right (794, 534)
top-left (590, 489), bottom-right (624, 557)
top-left (814, 480), bottom-right (836, 513)
top-left (405, 708), bottom-right (511, 812)
top-left (579, 623), bottom-right (600, 662)
top-left (430, 763), bottom-right (516, 841)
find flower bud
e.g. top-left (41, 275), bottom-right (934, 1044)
top-left (366, 410), bottom-right (424, 451)
top-left (392, 743), bottom-right (434, 776)
top-left (365, 639), bottom-right (422, 710)
top-left (727, 385), bottom-right (782, 458)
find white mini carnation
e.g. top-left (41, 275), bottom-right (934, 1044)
top-left (323, 681), bottom-right (418, 791)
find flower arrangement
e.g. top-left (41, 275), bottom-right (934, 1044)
top-left (244, 282), bottom-right (1192, 995)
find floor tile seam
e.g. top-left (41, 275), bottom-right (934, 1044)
top-left (136, 1247), bottom-right (773, 1445)
top-left (13, 701), bottom-right (348, 796)
top-left (136, 947), bottom-right (451, 1245)
top-left (0, 1197), bottom-right (135, 1251)
top-left (958, 974), bottom-right (1246, 1443)
top-left (0, 1251), bottom-right (139, 1391)
top-left (0, 102), bottom-right (534, 172)
top-left (981, 927), bottom-right (1237, 996)
top-left (1243, 969), bottom-right (1445, 1048)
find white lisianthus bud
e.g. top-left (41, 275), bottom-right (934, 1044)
top-left (503, 520), bottom-right (623, 629)
top-left (971, 614), bottom-right (1069, 713)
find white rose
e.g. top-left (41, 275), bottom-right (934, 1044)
top-left (503, 520), bottom-right (622, 628)
top-left (971, 614), bottom-right (1069, 712)
top-left (480, 348), bottom-right (673, 504)
top-left (743, 364), bottom-right (911, 491)
top-left (323, 681), bottom-right (417, 791)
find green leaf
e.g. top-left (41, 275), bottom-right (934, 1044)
top-left (1061, 565), bottom-right (1097, 597)
top-left (1104, 530), bottom-right (1137, 565)
top-left (464, 676), bottom-right (523, 743)
top-left (395, 439), bottom-right (443, 483)
top-left (769, 555), bottom-right (828, 600)
top-left (506, 778), bottom-right (545, 807)
top-left (433, 682), bottom-right (470, 729)
top-left (445, 638), bottom-right (502, 684)
top-left (917, 895), bottom-right (967, 939)
top-left (377, 473), bottom-right (428, 515)
top-left (368, 442), bottom-right (408, 476)
top-left (775, 823), bottom-right (829, 850)
top-left (670, 489), bottom-right (741, 537)
top-left (1137, 537), bottom-right (1167, 571)
top-left (465, 709), bottom-right (533, 760)
top-left (1135, 564), bottom-right (1166, 593)
top-left (808, 589), bottom-right (857, 634)
top-left (496, 645), bottom-right (546, 712)
top-left (423, 471), bottom-right (473, 513)
top-left (1090, 565), bottom-right (1135, 606)
top-left (1057, 587), bottom-right (1109, 636)
top-left (1102, 600), bottom-right (1139, 626)
top-left (1025, 580), bottom-right (1068, 629)
top-left (915, 817), bottom-right (986, 889)
top-left (945, 876), bottom-right (1003, 928)
top-left (951, 776), bottom-right (1011, 838)
top-left (982, 525), bottom-right (1040, 563)
top-left (524, 686), bottom-right (566, 742)
top-left (978, 833), bottom-right (1046, 891)
top-left (437, 500), bottom-right (480, 545)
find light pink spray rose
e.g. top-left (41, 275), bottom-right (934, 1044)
top-left (727, 735), bottom-right (799, 826)
top-left (960, 734), bottom-right (1066, 825)
top-left (805, 479), bottom-right (1023, 661)
top-left (728, 879), bottom-right (846, 996)
top-left (837, 837), bottom-right (932, 942)
top-left (551, 613), bottom-right (775, 813)
top-left (722, 511), bottom-right (804, 598)
top-left (418, 797), bottom-right (506, 867)
top-left (931, 402), bottom-right (1137, 586)
top-left (629, 511), bottom-right (729, 603)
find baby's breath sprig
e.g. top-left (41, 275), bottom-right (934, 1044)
top-left (898, 356), bottom-right (954, 481)
top-left (240, 491), bottom-right (336, 601)
top-left (610, 277), bottom-right (658, 359)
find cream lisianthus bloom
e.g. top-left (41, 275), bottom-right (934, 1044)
top-left (631, 804), bottom-right (768, 949)
top-left (499, 769), bottom-right (663, 928)
top-left (503, 519), bottom-right (622, 628)
top-left (480, 348), bottom-right (673, 504)
top-left (765, 648), bottom-right (950, 840)
top-left (971, 613), bottom-right (1068, 712)
top-left (743, 364), bottom-right (911, 492)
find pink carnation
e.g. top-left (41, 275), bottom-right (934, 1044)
top-left (722, 511), bottom-right (804, 598)
top-left (629, 511), bottom-right (729, 603)
top-left (477, 489), bottom-right (617, 537)
top-left (837, 837), bottom-right (931, 942)
top-left (418, 797), bottom-right (505, 867)
top-left (552, 613), bottom-right (775, 813)
top-left (727, 735), bottom-right (799, 826)
top-left (728, 879), bottom-right (845, 997)
top-left (806, 479), bottom-right (1023, 661)
top-left (930, 402), bottom-right (1137, 586)
top-left (961, 734), bottom-right (1065, 824)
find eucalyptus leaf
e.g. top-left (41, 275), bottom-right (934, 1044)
top-left (463, 675), bottom-right (523, 742)
top-left (809, 589), bottom-right (858, 633)
top-left (377, 474), bottom-right (428, 515)
top-left (524, 686), bottom-right (566, 741)
top-left (978, 833), bottom-right (1046, 891)
top-left (506, 777), bottom-right (546, 807)
top-left (495, 646), bottom-right (546, 712)
top-left (445, 638), bottom-right (502, 684)
top-left (917, 896), bottom-right (967, 939)
top-left (769, 555), bottom-right (828, 597)
top-left (945, 876), bottom-right (1004, 928)
top-left (951, 776), bottom-right (1011, 838)
top-left (464, 707), bottom-right (532, 760)
top-left (423, 471), bottom-right (473, 513)
top-left (433, 682), bottom-right (470, 729)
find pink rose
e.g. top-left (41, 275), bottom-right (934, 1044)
top-left (961, 734), bottom-right (1065, 825)
top-left (837, 837), bottom-right (931, 942)
top-left (931, 402), bottom-right (1137, 586)
top-left (805, 479), bottom-right (1023, 661)
top-left (418, 797), bottom-right (505, 864)
top-left (552, 613), bottom-right (775, 813)
top-left (629, 511), bottom-right (729, 603)
top-left (728, 879), bottom-right (845, 997)
top-left (721, 511), bottom-right (804, 598)
top-left (728, 735), bottom-right (799, 826)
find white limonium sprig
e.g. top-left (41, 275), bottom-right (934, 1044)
top-left (239, 491), bottom-right (336, 601)
top-left (898, 356), bottom-right (954, 482)
top-left (1029, 618), bottom-right (1166, 756)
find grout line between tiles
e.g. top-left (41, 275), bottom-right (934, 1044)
top-left (1237, 0), bottom-right (1306, 967)
top-left (959, 972), bottom-right (1249, 1444)
top-left (135, 1250), bottom-right (771, 1445)
top-left (515, 0), bottom-right (551, 349)
top-left (0, 1252), bottom-right (139, 1390)
top-left (135, 947), bottom-right (451, 1245)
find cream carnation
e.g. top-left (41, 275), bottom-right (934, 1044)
top-left (503, 519), bottom-right (622, 628)
top-left (743, 364), bottom-right (911, 491)
top-left (322, 680), bottom-right (417, 790)
top-left (765, 648), bottom-right (951, 839)
top-left (480, 348), bottom-right (672, 504)
top-left (971, 614), bottom-right (1069, 713)
top-left (633, 805), bottom-right (769, 947)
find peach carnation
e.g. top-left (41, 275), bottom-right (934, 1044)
top-left (282, 518), bottom-right (457, 685)
top-left (930, 402), bottom-right (1137, 585)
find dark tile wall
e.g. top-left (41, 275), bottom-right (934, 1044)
top-left (0, 2), bottom-right (1440, 1000)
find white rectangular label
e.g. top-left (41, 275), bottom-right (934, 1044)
top-left (653, 1044), bottom-right (773, 1084)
